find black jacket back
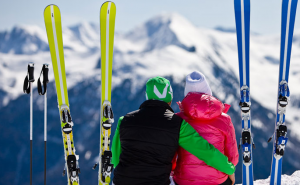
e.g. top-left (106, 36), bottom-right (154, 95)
top-left (113, 100), bottom-right (183, 185)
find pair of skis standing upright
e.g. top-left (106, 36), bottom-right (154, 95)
top-left (43, 1), bottom-right (116, 185)
top-left (234, 0), bottom-right (298, 185)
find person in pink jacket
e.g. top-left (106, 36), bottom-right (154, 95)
top-left (173, 71), bottom-right (239, 185)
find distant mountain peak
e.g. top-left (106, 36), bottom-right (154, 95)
top-left (0, 25), bottom-right (48, 54)
top-left (14, 25), bottom-right (46, 37)
top-left (124, 12), bottom-right (199, 52)
top-left (0, 22), bottom-right (101, 55)
top-left (50, 21), bottom-right (100, 52)
top-left (68, 21), bottom-right (98, 32)
top-left (147, 12), bottom-right (193, 25)
top-left (67, 21), bottom-right (99, 49)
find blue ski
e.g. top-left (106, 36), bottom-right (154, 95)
top-left (234, 0), bottom-right (254, 185)
top-left (269, 0), bottom-right (298, 185)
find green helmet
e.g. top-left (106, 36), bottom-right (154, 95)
top-left (145, 76), bottom-right (173, 103)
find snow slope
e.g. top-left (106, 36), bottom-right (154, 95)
top-left (237, 170), bottom-right (300, 185)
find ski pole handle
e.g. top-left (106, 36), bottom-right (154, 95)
top-left (28, 63), bottom-right (35, 82)
top-left (43, 64), bottom-right (49, 84)
top-left (23, 62), bottom-right (35, 94)
top-left (38, 64), bottom-right (49, 95)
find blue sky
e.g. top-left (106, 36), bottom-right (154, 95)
top-left (0, 0), bottom-right (299, 34)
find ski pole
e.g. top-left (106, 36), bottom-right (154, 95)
top-left (37, 64), bottom-right (49, 185)
top-left (23, 62), bottom-right (35, 185)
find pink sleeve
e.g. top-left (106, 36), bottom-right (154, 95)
top-left (224, 117), bottom-right (239, 166)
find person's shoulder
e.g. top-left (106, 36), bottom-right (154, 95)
top-left (220, 112), bottom-right (231, 119)
top-left (207, 113), bottom-right (234, 135)
top-left (124, 109), bottom-right (140, 118)
top-left (172, 113), bottom-right (184, 124)
top-left (219, 112), bottom-right (233, 127)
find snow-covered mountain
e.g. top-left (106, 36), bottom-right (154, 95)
top-left (1, 13), bottom-right (300, 184)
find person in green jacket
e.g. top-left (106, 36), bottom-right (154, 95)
top-left (111, 76), bottom-right (235, 185)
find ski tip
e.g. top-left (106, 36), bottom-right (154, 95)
top-left (102, 1), bottom-right (116, 6)
top-left (44, 4), bottom-right (60, 14)
top-left (100, 1), bottom-right (116, 10)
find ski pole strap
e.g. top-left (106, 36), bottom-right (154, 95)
top-left (38, 64), bottom-right (49, 95)
top-left (23, 63), bottom-right (35, 94)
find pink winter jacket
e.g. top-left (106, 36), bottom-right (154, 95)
top-left (173, 92), bottom-right (239, 185)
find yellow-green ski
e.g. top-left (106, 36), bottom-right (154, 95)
top-left (44, 4), bottom-right (80, 185)
top-left (93, 1), bottom-right (116, 185)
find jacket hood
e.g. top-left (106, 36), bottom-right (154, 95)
top-left (178, 92), bottom-right (230, 121)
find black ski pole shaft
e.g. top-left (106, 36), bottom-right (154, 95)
top-left (44, 86), bottom-right (47, 185)
top-left (23, 62), bottom-right (35, 185)
top-left (30, 78), bottom-right (32, 185)
top-left (37, 64), bottom-right (49, 185)
top-left (30, 63), bottom-right (34, 185)
top-left (44, 87), bottom-right (47, 185)
top-left (44, 64), bottom-right (49, 185)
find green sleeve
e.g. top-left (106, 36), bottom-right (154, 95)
top-left (179, 120), bottom-right (235, 175)
top-left (111, 116), bottom-right (123, 167)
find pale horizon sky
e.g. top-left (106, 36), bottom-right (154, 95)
top-left (0, 0), bottom-right (299, 35)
